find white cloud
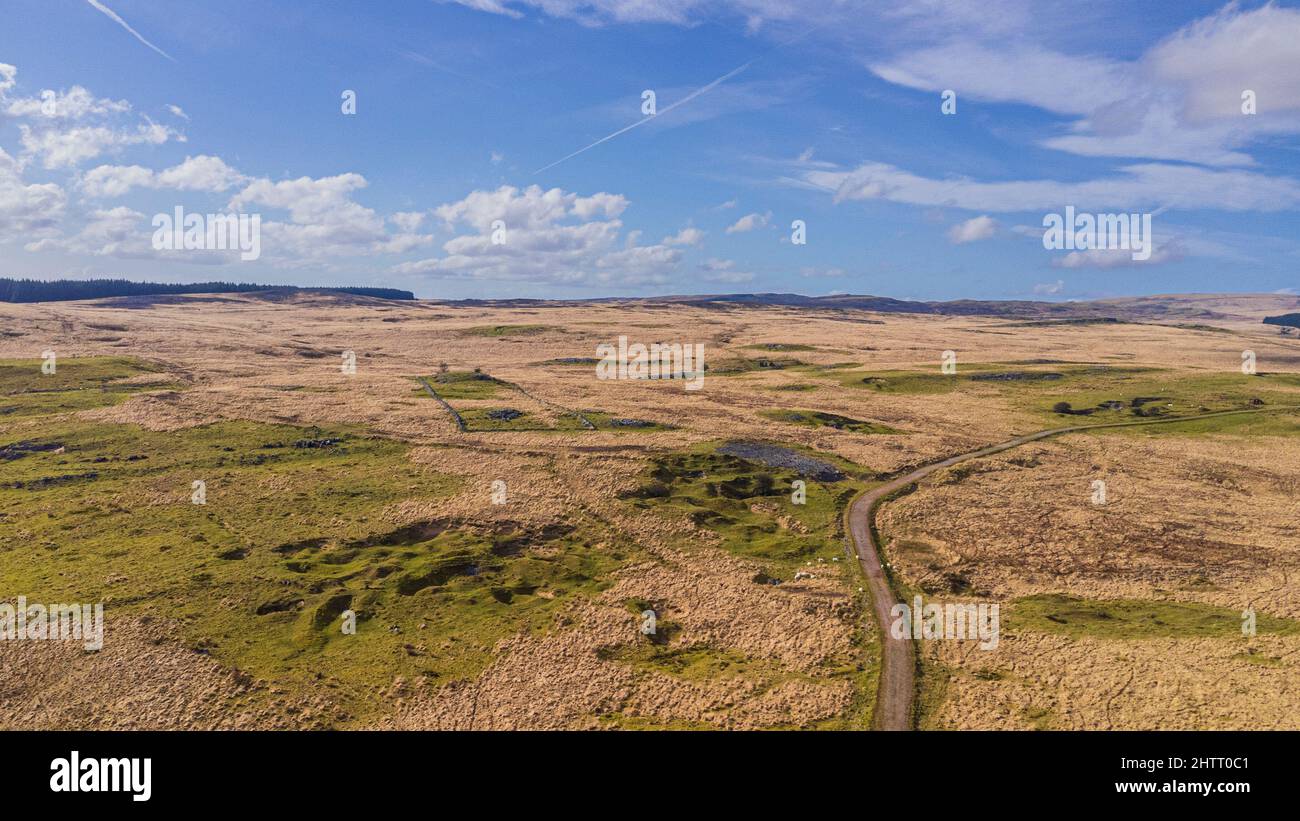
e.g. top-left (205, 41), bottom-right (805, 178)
top-left (800, 266), bottom-right (847, 278)
top-left (1148, 3), bottom-right (1300, 122)
top-left (698, 257), bottom-right (754, 283)
top-left (79, 164), bottom-right (153, 198)
top-left (19, 120), bottom-right (181, 169)
top-left (434, 184), bottom-right (626, 231)
top-left (440, 0), bottom-right (805, 27)
top-left (806, 161), bottom-right (1300, 212)
top-left (394, 184), bottom-right (686, 286)
top-left (390, 211), bottom-right (426, 233)
top-left (24, 205), bottom-right (229, 264)
top-left (869, 4), bottom-right (1300, 168)
top-left (230, 173), bottom-right (433, 264)
top-left (870, 43), bottom-right (1132, 118)
top-left (80, 155), bottom-right (246, 198)
top-left (4, 85), bottom-right (131, 121)
top-left (157, 155), bottom-right (245, 191)
top-left (1032, 279), bottom-right (1064, 295)
top-left (947, 214), bottom-right (996, 243)
top-left (0, 147), bottom-right (66, 238)
top-left (1052, 245), bottom-right (1180, 269)
top-left (663, 226), bottom-right (705, 246)
top-left (1, 66), bottom-right (184, 169)
top-left (726, 210), bottom-right (771, 233)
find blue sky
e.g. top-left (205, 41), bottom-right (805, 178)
top-left (1, 0), bottom-right (1298, 300)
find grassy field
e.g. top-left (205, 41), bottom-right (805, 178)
top-left (613, 441), bottom-right (879, 729)
top-left (759, 408), bottom-right (902, 435)
top-left (0, 356), bottom-right (181, 417)
top-left (623, 443), bottom-right (868, 578)
top-left (0, 358), bottom-right (632, 724)
top-left (1006, 594), bottom-right (1300, 639)
top-left (838, 362), bottom-right (1300, 429)
top-left (422, 370), bottom-right (505, 400)
top-left (459, 324), bottom-right (551, 337)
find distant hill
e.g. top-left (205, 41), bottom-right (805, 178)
top-left (433, 291), bottom-right (1300, 321)
top-left (0, 278), bottom-right (414, 303)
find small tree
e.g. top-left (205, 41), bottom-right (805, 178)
top-left (1052, 401), bottom-right (1073, 415)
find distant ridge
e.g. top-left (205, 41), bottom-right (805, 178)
top-left (0, 278), bottom-right (414, 303)
top-left (432, 291), bottom-right (1296, 321)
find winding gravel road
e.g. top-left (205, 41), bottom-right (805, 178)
top-left (845, 405), bottom-right (1294, 731)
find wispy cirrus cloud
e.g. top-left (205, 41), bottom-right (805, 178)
top-left (804, 161), bottom-right (1300, 213)
top-left (869, 3), bottom-right (1300, 168)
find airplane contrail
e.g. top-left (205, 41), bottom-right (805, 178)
top-left (86, 0), bottom-right (175, 62)
top-left (533, 61), bottom-right (753, 175)
top-left (532, 19), bottom-right (832, 175)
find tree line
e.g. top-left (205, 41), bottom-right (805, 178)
top-left (0, 278), bottom-right (414, 303)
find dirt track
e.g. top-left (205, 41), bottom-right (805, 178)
top-left (846, 405), bottom-right (1294, 731)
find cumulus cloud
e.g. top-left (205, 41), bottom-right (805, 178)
top-left (725, 210), bottom-right (771, 233)
top-left (393, 184), bottom-right (687, 286)
top-left (1052, 245), bottom-right (1181, 269)
top-left (80, 155), bottom-right (246, 197)
top-left (4, 85), bottom-right (131, 121)
top-left (19, 120), bottom-right (180, 170)
top-left (24, 205), bottom-right (229, 264)
top-left (947, 214), bottom-right (997, 243)
top-left (0, 147), bottom-right (66, 238)
top-left (663, 226), bottom-right (705, 246)
top-left (0, 64), bottom-right (493, 272)
top-left (390, 211), bottom-right (427, 233)
top-left (0, 65), bottom-right (183, 169)
top-left (229, 173), bottom-right (433, 264)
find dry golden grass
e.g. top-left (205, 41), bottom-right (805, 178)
top-left (2, 290), bottom-right (1298, 729)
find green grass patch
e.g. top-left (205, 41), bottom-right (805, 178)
top-left (622, 444), bottom-right (866, 576)
top-left (841, 363), bottom-right (1300, 432)
top-left (622, 443), bottom-right (879, 728)
top-left (580, 411), bottom-right (673, 432)
top-left (1034, 371), bottom-right (1300, 427)
top-left (760, 408), bottom-right (901, 435)
top-left (0, 356), bottom-right (178, 417)
top-left (842, 363), bottom-right (1158, 396)
top-left (421, 370), bottom-right (504, 400)
top-left (1232, 650), bottom-right (1286, 668)
top-left (0, 415), bottom-right (629, 724)
top-left (709, 356), bottom-right (806, 375)
top-left (742, 343), bottom-right (818, 352)
top-left (1088, 408), bottom-right (1300, 437)
top-left (459, 324), bottom-right (550, 338)
top-left (1006, 594), bottom-right (1300, 640)
top-left (456, 407), bottom-right (590, 432)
